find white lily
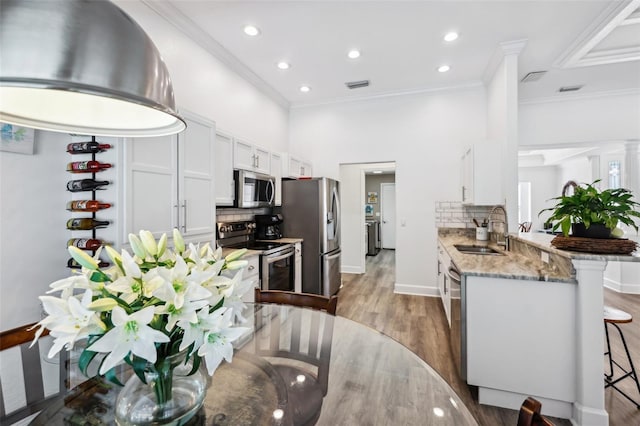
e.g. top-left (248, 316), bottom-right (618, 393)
top-left (173, 228), bottom-right (185, 254)
top-left (152, 256), bottom-right (213, 309)
top-left (155, 297), bottom-right (209, 332)
top-left (222, 272), bottom-right (254, 324)
top-left (139, 230), bottom-right (158, 256)
top-left (196, 308), bottom-right (249, 375)
top-left (87, 306), bottom-right (170, 375)
top-left (128, 233), bottom-right (147, 259)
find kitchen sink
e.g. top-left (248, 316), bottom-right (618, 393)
top-left (453, 244), bottom-right (505, 256)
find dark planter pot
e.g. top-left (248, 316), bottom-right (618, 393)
top-left (571, 222), bottom-right (612, 239)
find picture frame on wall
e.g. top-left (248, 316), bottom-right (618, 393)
top-left (367, 192), bottom-right (378, 204)
top-left (1, 123), bottom-right (35, 155)
top-left (365, 204), bottom-right (374, 217)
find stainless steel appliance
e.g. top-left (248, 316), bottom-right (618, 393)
top-left (216, 221), bottom-right (295, 292)
top-left (365, 219), bottom-right (380, 256)
top-left (234, 170), bottom-right (275, 208)
top-left (255, 214), bottom-right (283, 240)
top-left (448, 262), bottom-right (465, 380)
top-left (282, 178), bottom-right (341, 296)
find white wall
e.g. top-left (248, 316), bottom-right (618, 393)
top-left (290, 87), bottom-right (487, 294)
top-left (558, 157), bottom-right (592, 187)
top-left (519, 91), bottom-right (640, 148)
top-left (518, 166), bottom-right (559, 230)
top-left (339, 165), bottom-right (366, 274)
top-left (0, 132), bottom-right (70, 330)
top-left (114, 1), bottom-right (289, 153)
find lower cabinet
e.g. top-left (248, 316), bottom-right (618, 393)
top-left (240, 255), bottom-right (260, 303)
top-left (437, 243), bottom-right (451, 326)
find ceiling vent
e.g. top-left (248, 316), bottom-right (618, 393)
top-left (345, 80), bottom-right (370, 89)
top-left (558, 85), bottom-right (584, 93)
top-left (521, 71), bottom-right (547, 83)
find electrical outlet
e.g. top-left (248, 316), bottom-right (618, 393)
top-left (541, 251), bottom-right (549, 264)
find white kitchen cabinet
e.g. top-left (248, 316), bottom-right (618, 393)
top-left (271, 152), bottom-right (283, 206)
top-left (215, 131), bottom-right (235, 206)
top-left (241, 255), bottom-right (260, 303)
top-left (125, 110), bottom-right (216, 244)
top-left (437, 243), bottom-right (451, 326)
top-left (461, 142), bottom-right (502, 205)
top-left (282, 153), bottom-right (313, 178)
top-left (234, 138), bottom-right (270, 175)
top-left (294, 242), bottom-right (302, 292)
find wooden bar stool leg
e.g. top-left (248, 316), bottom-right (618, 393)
top-left (604, 322), bottom-right (640, 408)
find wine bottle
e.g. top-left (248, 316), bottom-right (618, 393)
top-left (68, 238), bottom-right (103, 250)
top-left (66, 141), bottom-right (112, 154)
top-left (66, 161), bottom-right (112, 173)
top-left (67, 258), bottom-right (110, 269)
top-left (66, 200), bottom-right (112, 212)
top-left (67, 179), bottom-right (109, 192)
top-left (66, 218), bottom-right (110, 230)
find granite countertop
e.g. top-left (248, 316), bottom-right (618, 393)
top-left (258, 237), bottom-right (303, 244)
top-left (510, 232), bottom-right (640, 262)
top-left (438, 229), bottom-right (575, 283)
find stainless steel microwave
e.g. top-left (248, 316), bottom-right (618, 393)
top-left (234, 170), bottom-right (275, 208)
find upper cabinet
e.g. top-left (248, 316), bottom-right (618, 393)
top-left (234, 138), bottom-right (270, 175)
top-left (461, 142), bottom-right (502, 205)
top-left (125, 111), bottom-right (216, 243)
top-left (282, 153), bottom-right (313, 178)
top-left (215, 131), bottom-right (235, 206)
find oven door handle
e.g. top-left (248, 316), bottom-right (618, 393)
top-left (264, 248), bottom-right (294, 264)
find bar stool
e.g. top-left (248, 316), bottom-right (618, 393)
top-left (603, 305), bottom-right (640, 407)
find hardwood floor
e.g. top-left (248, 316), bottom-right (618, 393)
top-left (336, 249), bottom-right (640, 426)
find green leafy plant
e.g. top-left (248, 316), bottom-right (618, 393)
top-left (539, 180), bottom-right (640, 236)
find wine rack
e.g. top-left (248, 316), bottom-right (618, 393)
top-left (66, 136), bottom-right (113, 269)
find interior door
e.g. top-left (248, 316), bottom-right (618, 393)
top-left (380, 183), bottom-right (396, 249)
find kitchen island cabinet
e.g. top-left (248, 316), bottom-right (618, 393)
top-left (438, 229), bottom-right (640, 425)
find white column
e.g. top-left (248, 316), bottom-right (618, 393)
top-left (571, 258), bottom-right (609, 426)
top-left (588, 155), bottom-right (600, 184)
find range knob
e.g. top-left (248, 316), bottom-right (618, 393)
top-left (220, 225), bottom-right (228, 233)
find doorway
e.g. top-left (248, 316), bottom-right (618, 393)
top-left (380, 183), bottom-right (396, 249)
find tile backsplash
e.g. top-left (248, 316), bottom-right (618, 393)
top-left (215, 207), bottom-right (271, 223)
top-left (435, 201), bottom-right (496, 228)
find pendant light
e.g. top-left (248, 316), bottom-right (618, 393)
top-left (0, 0), bottom-right (185, 137)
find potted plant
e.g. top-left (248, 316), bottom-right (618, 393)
top-left (539, 180), bottom-right (640, 238)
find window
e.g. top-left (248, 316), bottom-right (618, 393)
top-left (608, 160), bottom-right (621, 189)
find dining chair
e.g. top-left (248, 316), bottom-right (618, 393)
top-left (518, 221), bottom-right (532, 232)
top-left (517, 397), bottom-right (554, 426)
top-left (253, 289), bottom-right (337, 425)
top-left (0, 323), bottom-right (70, 426)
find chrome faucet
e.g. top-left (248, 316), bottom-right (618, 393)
top-left (489, 205), bottom-right (509, 251)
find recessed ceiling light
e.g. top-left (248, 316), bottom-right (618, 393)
top-left (299, 85), bottom-right (311, 93)
top-left (438, 65), bottom-right (451, 73)
top-left (444, 32), bottom-right (459, 42)
top-left (277, 61), bottom-right (290, 70)
top-left (243, 25), bottom-right (260, 36)
top-left (348, 49), bottom-right (361, 59)
top-left (373, 170), bottom-right (383, 174)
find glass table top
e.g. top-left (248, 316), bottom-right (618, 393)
top-left (30, 303), bottom-right (478, 425)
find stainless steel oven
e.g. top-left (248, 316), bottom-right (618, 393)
top-left (260, 244), bottom-right (295, 292)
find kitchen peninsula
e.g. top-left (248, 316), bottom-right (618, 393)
top-left (438, 228), bottom-right (640, 425)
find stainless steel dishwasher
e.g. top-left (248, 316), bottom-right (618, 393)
top-left (365, 220), bottom-right (380, 256)
top-left (448, 262), bottom-right (466, 381)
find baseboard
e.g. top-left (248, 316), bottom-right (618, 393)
top-left (341, 265), bottom-right (364, 274)
top-left (393, 283), bottom-right (439, 297)
top-left (478, 387), bottom-right (573, 420)
top-left (604, 278), bottom-right (640, 294)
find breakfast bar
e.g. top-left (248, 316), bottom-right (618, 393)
top-left (438, 229), bottom-right (640, 425)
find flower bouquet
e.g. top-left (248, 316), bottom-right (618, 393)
top-left (31, 229), bottom-right (252, 424)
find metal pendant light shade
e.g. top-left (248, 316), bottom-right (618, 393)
top-left (0, 0), bottom-right (185, 137)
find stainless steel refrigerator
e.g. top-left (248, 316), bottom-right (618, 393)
top-left (282, 178), bottom-right (341, 296)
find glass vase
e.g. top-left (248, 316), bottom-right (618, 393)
top-left (115, 351), bottom-right (206, 426)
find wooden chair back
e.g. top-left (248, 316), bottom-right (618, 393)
top-left (0, 323), bottom-right (70, 425)
top-left (254, 289), bottom-right (338, 315)
top-left (519, 221), bottom-right (532, 232)
top-left (517, 397), bottom-right (555, 426)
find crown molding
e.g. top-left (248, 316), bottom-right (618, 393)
top-left (290, 81), bottom-right (484, 109)
top-left (140, 0), bottom-right (290, 109)
top-left (519, 88), bottom-right (640, 105)
top-left (554, 0), bottom-right (640, 68)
